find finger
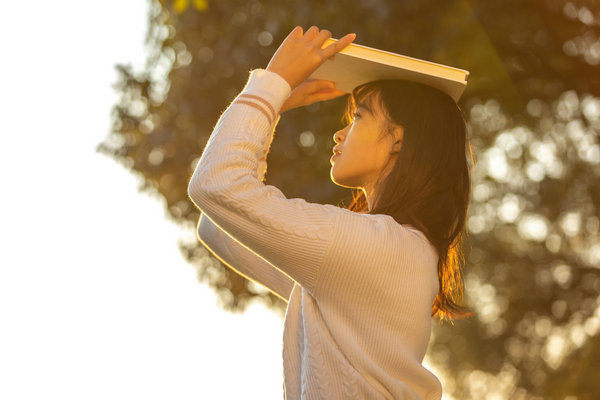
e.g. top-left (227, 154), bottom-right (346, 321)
top-left (284, 26), bottom-right (303, 42)
top-left (289, 25), bottom-right (303, 39)
top-left (302, 79), bottom-right (336, 93)
top-left (292, 81), bottom-right (335, 101)
top-left (312, 29), bottom-right (332, 48)
top-left (302, 25), bottom-right (320, 41)
top-left (336, 32), bottom-right (356, 50)
top-left (322, 33), bottom-right (355, 59)
top-left (307, 88), bottom-right (348, 104)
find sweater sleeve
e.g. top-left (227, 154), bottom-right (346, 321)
top-left (188, 69), bottom-right (341, 295)
top-left (194, 112), bottom-right (294, 302)
top-left (197, 212), bottom-right (294, 301)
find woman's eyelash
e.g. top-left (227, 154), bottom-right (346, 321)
top-left (352, 112), bottom-right (361, 120)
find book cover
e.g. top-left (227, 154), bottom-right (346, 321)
top-left (309, 38), bottom-right (469, 102)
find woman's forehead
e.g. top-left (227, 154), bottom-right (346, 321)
top-left (356, 102), bottom-right (373, 114)
top-left (345, 88), bottom-right (386, 124)
top-left (356, 92), bottom-right (386, 117)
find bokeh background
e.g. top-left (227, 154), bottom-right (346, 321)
top-left (2, 0), bottom-right (599, 399)
top-left (1, 1), bottom-right (284, 399)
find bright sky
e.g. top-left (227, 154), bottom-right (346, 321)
top-left (0, 1), bottom-right (284, 399)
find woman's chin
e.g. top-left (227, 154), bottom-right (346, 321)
top-left (330, 171), bottom-right (359, 189)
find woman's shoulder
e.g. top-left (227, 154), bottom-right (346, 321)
top-left (336, 209), bottom-right (431, 249)
top-left (353, 210), bottom-right (425, 235)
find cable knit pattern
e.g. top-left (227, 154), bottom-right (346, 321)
top-left (340, 356), bottom-right (360, 399)
top-left (188, 69), bottom-right (444, 399)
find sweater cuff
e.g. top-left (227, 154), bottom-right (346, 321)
top-left (241, 69), bottom-right (292, 118)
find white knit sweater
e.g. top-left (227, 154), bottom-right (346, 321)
top-left (188, 69), bottom-right (443, 400)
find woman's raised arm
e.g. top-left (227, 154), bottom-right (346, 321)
top-left (188, 27), bottom-right (358, 295)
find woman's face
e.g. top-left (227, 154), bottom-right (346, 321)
top-left (330, 99), bottom-right (402, 191)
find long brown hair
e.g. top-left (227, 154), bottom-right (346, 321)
top-left (344, 80), bottom-right (473, 322)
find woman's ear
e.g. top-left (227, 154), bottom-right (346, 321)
top-left (390, 126), bottom-right (404, 154)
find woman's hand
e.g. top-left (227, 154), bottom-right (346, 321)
top-left (280, 79), bottom-right (347, 113)
top-left (266, 26), bottom-right (356, 90)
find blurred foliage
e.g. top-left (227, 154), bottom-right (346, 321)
top-left (98, 0), bottom-right (600, 398)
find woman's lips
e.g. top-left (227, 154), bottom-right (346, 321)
top-left (331, 148), bottom-right (341, 163)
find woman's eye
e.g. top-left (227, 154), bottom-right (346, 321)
top-left (352, 112), bottom-right (361, 121)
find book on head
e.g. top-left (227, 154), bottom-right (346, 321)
top-left (309, 38), bottom-right (469, 102)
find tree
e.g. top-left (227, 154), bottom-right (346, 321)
top-left (98, 0), bottom-right (600, 397)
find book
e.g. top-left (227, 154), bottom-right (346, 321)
top-left (309, 38), bottom-right (469, 102)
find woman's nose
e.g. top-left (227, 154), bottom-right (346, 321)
top-left (333, 127), bottom-right (347, 144)
top-left (333, 131), bottom-right (341, 144)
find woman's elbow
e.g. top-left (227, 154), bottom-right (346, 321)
top-left (187, 169), bottom-right (209, 207)
top-left (187, 169), bottom-right (229, 213)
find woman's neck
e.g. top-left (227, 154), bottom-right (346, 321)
top-left (361, 185), bottom-right (374, 212)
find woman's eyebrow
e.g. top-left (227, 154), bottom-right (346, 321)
top-left (356, 103), bottom-right (373, 115)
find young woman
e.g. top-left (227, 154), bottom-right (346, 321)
top-left (188, 26), bottom-right (471, 400)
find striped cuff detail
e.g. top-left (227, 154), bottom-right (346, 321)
top-left (235, 93), bottom-right (276, 124)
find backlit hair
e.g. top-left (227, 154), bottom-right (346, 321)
top-left (344, 80), bottom-right (473, 321)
